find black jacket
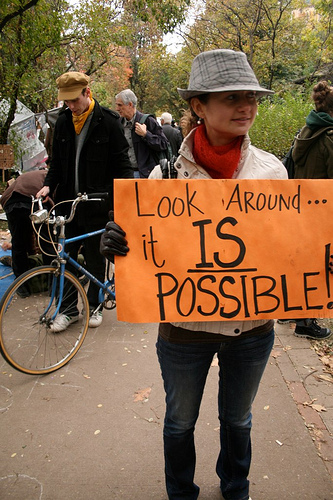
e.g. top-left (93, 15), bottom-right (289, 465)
top-left (44, 100), bottom-right (133, 227)
top-left (130, 111), bottom-right (169, 178)
top-left (162, 123), bottom-right (182, 156)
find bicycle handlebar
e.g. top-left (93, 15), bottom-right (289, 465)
top-left (86, 192), bottom-right (109, 200)
top-left (30, 192), bottom-right (109, 226)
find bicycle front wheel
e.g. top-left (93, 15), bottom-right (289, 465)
top-left (0, 266), bottom-right (89, 375)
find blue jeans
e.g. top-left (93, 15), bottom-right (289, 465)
top-left (156, 328), bottom-right (275, 500)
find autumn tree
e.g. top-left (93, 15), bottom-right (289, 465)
top-left (0, 0), bottom-right (65, 144)
top-left (113, 0), bottom-right (191, 111)
top-left (297, 0), bottom-right (333, 82)
top-left (175, 0), bottom-right (322, 90)
top-left (0, 0), bottom-right (191, 145)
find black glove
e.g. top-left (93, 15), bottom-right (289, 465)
top-left (100, 220), bottom-right (129, 261)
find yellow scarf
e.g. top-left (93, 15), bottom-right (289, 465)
top-left (72, 98), bottom-right (95, 135)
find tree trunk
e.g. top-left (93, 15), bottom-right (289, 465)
top-left (0, 92), bottom-right (19, 145)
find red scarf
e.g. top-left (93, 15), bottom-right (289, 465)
top-left (193, 124), bottom-right (243, 179)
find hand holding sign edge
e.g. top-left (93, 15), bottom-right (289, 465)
top-left (100, 210), bottom-right (129, 261)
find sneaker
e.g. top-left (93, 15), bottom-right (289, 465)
top-left (294, 319), bottom-right (332, 340)
top-left (277, 319), bottom-right (295, 324)
top-left (50, 314), bottom-right (79, 333)
top-left (88, 310), bottom-right (103, 328)
top-left (17, 284), bottom-right (31, 298)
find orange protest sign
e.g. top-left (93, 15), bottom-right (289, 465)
top-left (114, 178), bottom-right (333, 324)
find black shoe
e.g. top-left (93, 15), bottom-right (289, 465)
top-left (277, 319), bottom-right (295, 324)
top-left (294, 319), bottom-right (332, 340)
top-left (17, 284), bottom-right (31, 298)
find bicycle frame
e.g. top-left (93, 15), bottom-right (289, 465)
top-left (47, 227), bottom-right (115, 320)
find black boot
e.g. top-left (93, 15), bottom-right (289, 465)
top-left (294, 319), bottom-right (332, 340)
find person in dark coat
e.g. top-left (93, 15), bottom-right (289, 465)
top-left (37, 71), bottom-right (133, 331)
top-left (278, 81), bottom-right (333, 340)
top-left (1, 168), bottom-right (52, 297)
top-left (115, 89), bottom-right (169, 178)
top-left (293, 81), bottom-right (333, 179)
top-left (160, 112), bottom-right (182, 156)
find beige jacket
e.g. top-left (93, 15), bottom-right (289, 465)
top-left (149, 128), bottom-right (287, 335)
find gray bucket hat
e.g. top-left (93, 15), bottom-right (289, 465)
top-left (177, 49), bottom-right (273, 100)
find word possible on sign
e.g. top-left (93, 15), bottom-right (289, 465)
top-left (114, 179), bottom-right (333, 324)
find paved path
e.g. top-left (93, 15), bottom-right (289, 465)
top-left (0, 312), bottom-right (332, 499)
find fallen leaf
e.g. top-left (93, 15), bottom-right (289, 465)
top-left (311, 404), bottom-right (327, 413)
top-left (317, 374), bottom-right (333, 383)
top-left (133, 387), bottom-right (151, 402)
top-left (94, 430), bottom-right (101, 435)
top-left (303, 400), bottom-right (327, 412)
top-left (271, 350), bottom-right (281, 359)
top-left (264, 405), bottom-right (270, 410)
top-left (321, 356), bottom-right (331, 367)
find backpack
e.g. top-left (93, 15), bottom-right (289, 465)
top-left (139, 114), bottom-right (173, 163)
top-left (282, 142), bottom-right (295, 179)
top-left (159, 157), bottom-right (178, 178)
top-left (282, 129), bottom-right (302, 179)
top-left (282, 126), bottom-right (333, 179)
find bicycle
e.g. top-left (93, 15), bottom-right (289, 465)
top-left (0, 193), bottom-right (116, 375)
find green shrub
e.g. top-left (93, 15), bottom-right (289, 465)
top-left (250, 91), bottom-right (313, 159)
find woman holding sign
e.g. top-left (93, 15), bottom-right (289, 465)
top-left (101, 49), bottom-right (287, 500)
